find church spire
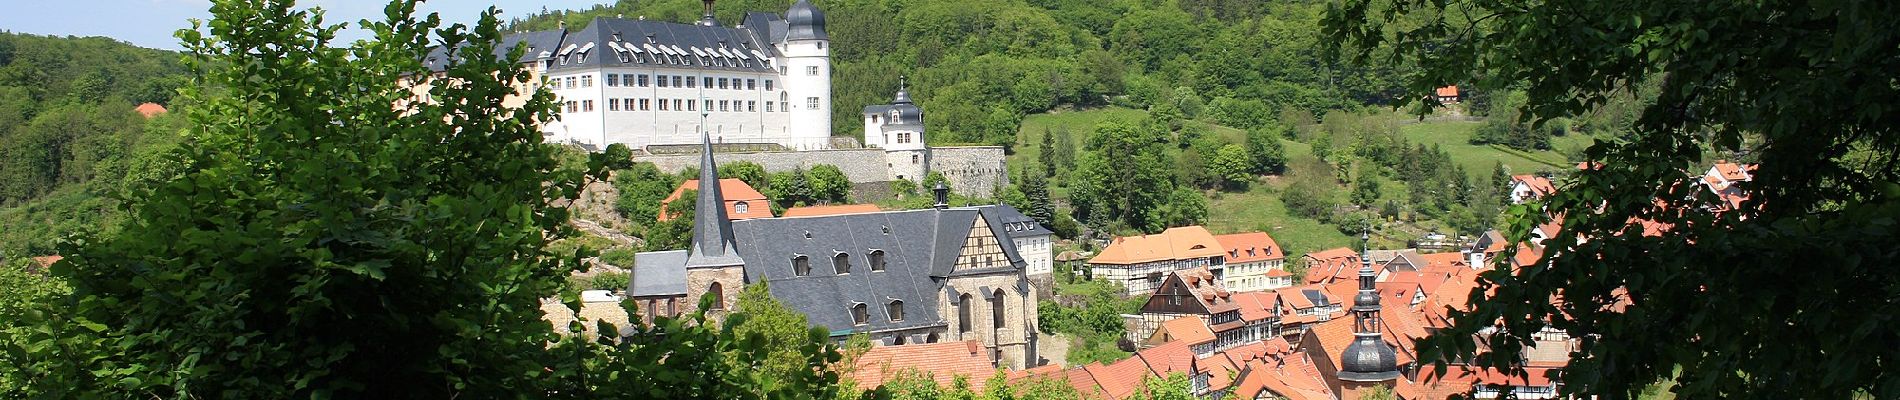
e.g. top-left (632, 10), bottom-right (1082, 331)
top-left (689, 132), bottom-right (739, 261)
top-left (1338, 224), bottom-right (1400, 382)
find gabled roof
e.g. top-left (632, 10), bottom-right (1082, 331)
top-left (1274, 284), bottom-right (1340, 311)
top-left (1434, 86), bottom-right (1459, 97)
top-left (1415, 252), bottom-right (1468, 272)
top-left (730, 207), bottom-right (1026, 336)
top-left (660, 178), bottom-right (772, 221)
top-left (1085, 356), bottom-right (1157, 399)
top-left (1711, 160), bottom-right (1753, 182)
top-left (849, 341), bottom-right (999, 391)
top-left (781, 204), bottom-right (881, 218)
top-left (1232, 356), bottom-right (1337, 400)
top-left (1511, 175), bottom-right (1557, 196)
top-left (1230, 291), bottom-right (1279, 323)
top-left (1302, 247), bottom-right (1362, 284)
top-left (1089, 226), bottom-right (1225, 265)
top-left (1215, 232), bottom-right (1284, 264)
top-left (1151, 316), bottom-right (1216, 345)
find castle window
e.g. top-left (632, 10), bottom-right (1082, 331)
top-left (658, 75), bottom-right (668, 87)
top-left (705, 100), bottom-right (713, 112)
top-left (582, 100), bottom-right (594, 112)
top-left (606, 73), bottom-right (619, 87)
top-left (659, 98), bottom-right (669, 111)
top-left (748, 101), bottom-right (757, 112)
top-left (747, 79), bottom-right (757, 90)
top-left (719, 101), bottom-right (729, 112)
top-left (958, 294), bottom-right (973, 333)
top-left (851, 303), bottom-right (869, 326)
top-left (718, 78), bottom-right (728, 89)
top-left (608, 98), bottom-right (620, 112)
top-left (869, 250), bottom-right (887, 271)
top-left (704, 77), bottom-right (713, 88)
top-left (565, 101), bottom-right (576, 113)
top-left (793, 255), bottom-right (811, 276)
top-left (888, 300), bottom-right (904, 322)
top-left (766, 102), bottom-right (775, 113)
top-left (833, 253), bottom-right (851, 275)
top-left (807, 97), bottom-right (820, 110)
top-left (927, 332), bottom-right (940, 343)
top-left (686, 76), bottom-right (696, 88)
top-left (765, 80), bottom-right (774, 91)
top-left (576, 51), bottom-right (588, 64)
top-left (807, 66), bottom-right (819, 76)
top-left (990, 289), bottom-right (1006, 329)
top-left (687, 100), bottom-right (696, 111)
top-left (580, 75), bottom-right (593, 88)
top-left (638, 99), bottom-right (650, 111)
top-left (637, 74), bottom-right (649, 87)
top-left (564, 77), bottom-right (575, 89)
top-left (871, 115), bottom-right (880, 124)
top-left (708, 282), bottom-right (725, 310)
top-left (893, 334), bottom-right (906, 345)
top-left (912, 154), bottom-right (920, 164)
top-left (673, 76), bottom-right (683, 87)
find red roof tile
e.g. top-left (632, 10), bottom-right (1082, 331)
top-left (1091, 226), bottom-right (1226, 265)
top-left (1511, 175), bottom-right (1557, 196)
top-left (1303, 247), bottom-right (1365, 285)
top-left (1151, 316), bottom-right (1216, 345)
top-left (849, 341), bottom-right (999, 391)
top-left (1215, 232), bottom-right (1285, 264)
top-left (1434, 86), bottom-right (1459, 98)
top-left (134, 102), bottom-right (167, 118)
top-left (1086, 356), bottom-right (1156, 399)
top-left (1135, 340), bottom-right (1197, 376)
top-left (659, 179), bottom-right (773, 221)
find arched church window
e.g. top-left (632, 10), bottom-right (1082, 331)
top-left (990, 289), bottom-right (1006, 329)
top-left (708, 282), bottom-right (725, 310)
top-left (958, 294), bottom-right (973, 333)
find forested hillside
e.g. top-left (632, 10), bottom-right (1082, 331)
top-left (504, 0), bottom-right (1407, 145)
top-left (0, 32), bottom-right (191, 256)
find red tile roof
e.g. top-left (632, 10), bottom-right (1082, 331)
top-left (1215, 232), bottom-right (1285, 264)
top-left (134, 102), bottom-right (167, 118)
top-left (1415, 252), bottom-right (1467, 271)
top-left (1230, 291), bottom-right (1278, 323)
top-left (1232, 355), bottom-right (1337, 400)
top-left (1135, 340), bottom-right (1197, 377)
top-left (1091, 226), bottom-right (1226, 265)
top-left (1152, 316), bottom-right (1216, 345)
top-left (1434, 86), bottom-right (1460, 98)
top-left (1303, 247), bottom-right (1364, 284)
top-left (781, 204), bottom-right (882, 218)
top-left (1086, 356), bottom-right (1156, 399)
top-left (1511, 175), bottom-right (1557, 197)
top-left (659, 179), bottom-right (773, 221)
top-left (849, 341), bottom-right (999, 391)
top-left (29, 255), bottom-right (63, 269)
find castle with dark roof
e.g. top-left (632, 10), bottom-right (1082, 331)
top-left (627, 133), bottom-right (1044, 370)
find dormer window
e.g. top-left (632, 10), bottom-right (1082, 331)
top-left (734, 201), bottom-right (750, 215)
top-left (833, 253), bottom-right (851, 274)
top-left (792, 255), bottom-right (811, 276)
top-left (869, 250), bottom-right (887, 271)
top-left (851, 303), bottom-right (869, 326)
top-left (887, 300), bottom-right (904, 322)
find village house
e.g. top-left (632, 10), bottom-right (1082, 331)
top-left (1215, 232), bottom-right (1291, 292)
top-left (1509, 174), bottom-right (1556, 204)
top-left (658, 178), bottom-right (773, 221)
top-left (1088, 226), bottom-right (1226, 296)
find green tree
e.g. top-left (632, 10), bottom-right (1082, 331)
top-left (1020, 172), bottom-right (1056, 227)
top-left (1350, 163), bottom-right (1382, 208)
top-left (645, 189), bottom-right (697, 251)
top-left (616, 162), bottom-right (686, 223)
top-left (1039, 127), bottom-right (1057, 179)
top-left (1356, 384), bottom-right (1395, 400)
top-left (729, 281), bottom-right (834, 392)
top-left (765, 169), bottom-right (813, 208)
top-left (719, 161), bottom-right (770, 191)
top-left (807, 164), bottom-right (852, 204)
top-left (23, 1), bottom-right (613, 395)
top-left (1071, 120), bottom-right (1174, 232)
top-left (1330, 0), bottom-right (1900, 398)
top-left (1244, 124), bottom-right (1288, 174)
top-left (1208, 143), bottom-right (1253, 190)
top-left (1129, 373), bottom-right (1195, 400)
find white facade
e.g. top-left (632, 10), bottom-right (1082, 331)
top-left (779, 36), bottom-right (832, 148)
top-left (544, 67), bottom-right (795, 149)
top-left (1221, 258), bottom-right (1289, 292)
top-left (1012, 234), bottom-right (1054, 277)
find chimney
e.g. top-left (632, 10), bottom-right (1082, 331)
top-left (932, 181), bottom-right (950, 209)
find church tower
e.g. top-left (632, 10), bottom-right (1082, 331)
top-left (864, 77), bottom-right (929, 182)
top-left (683, 132), bottom-right (747, 319)
top-left (1338, 229), bottom-right (1400, 384)
top-left (781, 0), bottom-right (832, 149)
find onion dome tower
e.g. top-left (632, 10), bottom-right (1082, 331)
top-left (1338, 228), bottom-right (1400, 382)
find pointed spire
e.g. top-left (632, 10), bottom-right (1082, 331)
top-left (690, 132), bottom-right (739, 260)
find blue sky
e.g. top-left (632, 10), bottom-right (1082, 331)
top-left (0, 0), bottom-right (605, 51)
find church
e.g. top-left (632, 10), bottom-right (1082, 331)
top-left (627, 134), bottom-right (1045, 370)
top-left (481, 0), bottom-right (836, 150)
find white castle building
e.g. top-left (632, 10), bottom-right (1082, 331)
top-left (495, 0), bottom-right (836, 151)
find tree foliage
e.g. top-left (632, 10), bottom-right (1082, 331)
top-left (1329, 0), bottom-right (1900, 398)
top-left (2, 2), bottom-right (844, 398)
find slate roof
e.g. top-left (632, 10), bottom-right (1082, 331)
top-left (424, 29), bottom-right (567, 72)
top-left (550, 17), bottom-right (780, 74)
top-left (629, 250), bottom-right (689, 297)
top-left (976, 204), bottom-right (1053, 239)
top-left (729, 206), bottom-right (1025, 336)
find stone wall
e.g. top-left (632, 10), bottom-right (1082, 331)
top-left (633, 148), bottom-right (891, 183)
top-left (927, 146), bottom-right (1009, 199)
top-left (630, 145), bottom-right (1011, 199)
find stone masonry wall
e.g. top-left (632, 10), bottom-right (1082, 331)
top-left (633, 148), bottom-right (891, 183)
top-left (927, 146), bottom-right (1009, 199)
top-left (631, 145), bottom-right (1011, 199)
